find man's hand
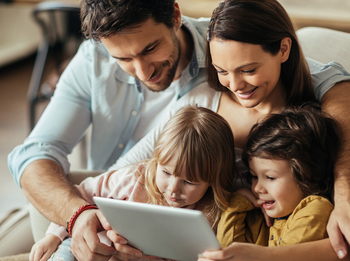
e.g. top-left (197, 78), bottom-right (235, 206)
top-left (106, 230), bottom-right (143, 259)
top-left (70, 209), bottom-right (115, 261)
top-left (327, 199), bottom-right (350, 259)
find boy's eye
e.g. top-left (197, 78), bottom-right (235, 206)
top-left (242, 69), bottom-right (256, 74)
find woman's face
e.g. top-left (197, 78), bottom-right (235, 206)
top-left (209, 38), bottom-right (289, 109)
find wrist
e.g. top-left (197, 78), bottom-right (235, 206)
top-left (66, 204), bottom-right (98, 237)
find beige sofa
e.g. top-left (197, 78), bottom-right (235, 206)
top-left (1, 26), bottom-right (350, 260)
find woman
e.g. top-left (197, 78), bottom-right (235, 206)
top-left (110, 0), bottom-right (350, 259)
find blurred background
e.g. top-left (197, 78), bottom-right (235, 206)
top-left (0, 0), bottom-right (350, 258)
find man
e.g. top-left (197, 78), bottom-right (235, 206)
top-left (8, 0), bottom-right (350, 260)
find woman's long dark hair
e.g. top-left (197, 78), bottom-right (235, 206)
top-left (206, 0), bottom-right (316, 106)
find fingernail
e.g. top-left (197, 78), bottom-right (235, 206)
top-left (338, 250), bottom-right (346, 259)
top-left (198, 253), bottom-right (204, 258)
top-left (120, 240), bottom-right (127, 244)
top-left (135, 252), bottom-right (142, 257)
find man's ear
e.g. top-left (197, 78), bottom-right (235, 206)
top-left (174, 2), bottom-right (182, 31)
top-left (280, 37), bottom-right (292, 63)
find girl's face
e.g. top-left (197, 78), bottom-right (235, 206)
top-left (209, 38), bottom-right (289, 109)
top-left (156, 156), bottom-right (210, 208)
top-left (249, 157), bottom-right (304, 218)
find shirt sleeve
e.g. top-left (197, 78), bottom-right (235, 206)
top-left (308, 57), bottom-right (350, 102)
top-left (216, 193), bottom-right (255, 248)
top-left (75, 164), bottom-right (143, 204)
top-left (46, 222), bottom-right (69, 242)
top-left (279, 196), bottom-right (333, 246)
top-left (7, 41), bottom-right (93, 187)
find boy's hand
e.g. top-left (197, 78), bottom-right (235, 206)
top-left (29, 233), bottom-right (61, 261)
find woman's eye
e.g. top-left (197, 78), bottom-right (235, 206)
top-left (267, 176), bottom-right (275, 181)
top-left (251, 175), bottom-right (258, 180)
top-left (216, 70), bottom-right (228, 75)
top-left (184, 180), bottom-right (196, 185)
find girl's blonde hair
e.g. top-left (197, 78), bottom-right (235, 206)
top-left (144, 105), bottom-right (237, 227)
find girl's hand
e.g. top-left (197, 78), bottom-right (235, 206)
top-left (198, 242), bottom-right (266, 261)
top-left (29, 233), bottom-right (61, 261)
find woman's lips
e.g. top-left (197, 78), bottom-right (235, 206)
top-left (235, 87), bottom-right (258, 99)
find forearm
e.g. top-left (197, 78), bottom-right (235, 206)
top-left (21, 159), bottom-right (87, 226)
top-left (321, 81), bottom-right (350, 202)
top-left (267, 239), bottom-right (350, 261)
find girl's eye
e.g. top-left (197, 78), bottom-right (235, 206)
top-left (267, 176), bottom-right (275, 181)
top-left (162, 170), bottom-right (171, 175)
top-left (251, 175), bottom-right (258, 180)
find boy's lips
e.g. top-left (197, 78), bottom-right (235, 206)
top-left (262, 200), bottom-right (276, 210)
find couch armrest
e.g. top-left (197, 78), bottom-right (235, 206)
top-left (30, 170), bottom-right (103, 242)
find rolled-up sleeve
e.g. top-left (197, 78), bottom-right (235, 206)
top-left (308, 57), bottom-right (350, 102)
top-left (8, 41), bottom-right (93, 187)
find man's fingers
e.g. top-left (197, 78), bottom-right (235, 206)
top-left (106, 230), bottom-right (143, 258)
top-left (327, 221), bottom-right (348, 259)
top-left (97, 211), bottom-right (112, 231)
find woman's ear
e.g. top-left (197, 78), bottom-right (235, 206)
top-left (280, 37), bottom-right (292, 63)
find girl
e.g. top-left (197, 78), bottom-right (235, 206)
top-left (214, 103), bottom-right (340, 253)
top-left (29, 105), bottom-right (238, 261)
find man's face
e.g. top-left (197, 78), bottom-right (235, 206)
top-left (101, 18), bottom-right (181, 92)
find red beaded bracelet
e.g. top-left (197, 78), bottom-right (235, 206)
top-left (66, 204), bottom-right (98, 237)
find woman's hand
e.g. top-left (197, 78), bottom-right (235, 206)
top-left (198, 242), bottom-right (266, 261)
top-left (29, 233), bottom-right (61, 261)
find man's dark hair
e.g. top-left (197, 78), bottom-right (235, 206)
top-left (80, 0), bottom-right (176, 42)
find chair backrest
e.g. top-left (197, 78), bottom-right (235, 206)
top-left (297, 26), bottom-right (350, 72)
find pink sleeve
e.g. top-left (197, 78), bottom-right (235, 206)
top-left (46, 222), bottom-right (69, 241)
top-left (75, 163), bottom-right (144, 203)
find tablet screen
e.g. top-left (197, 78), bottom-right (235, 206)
top-left (94, 197), bottom-right (221, 261)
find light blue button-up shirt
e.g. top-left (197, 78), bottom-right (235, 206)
top-left (8, 16), bottom-right (350, 188)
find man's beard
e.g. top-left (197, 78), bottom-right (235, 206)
top-left (138, 32), bottom-right (181, 92)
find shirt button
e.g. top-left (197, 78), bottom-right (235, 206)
top-left (131, 110), bottom-right (137, 116)
top-left (118, 144), bottom-right (124, 149)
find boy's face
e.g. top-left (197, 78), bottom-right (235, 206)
top-left (101, 18), bottom-right (181, 92)
top-left (249, 157), bottom-right (304, 218)
top-left (156, 156), bottom-right (209, 208)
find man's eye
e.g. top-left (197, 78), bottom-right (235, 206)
top-left (143, 45), bottom-right (156, 54)
top-left (116, 58), bottom-right (132, 62)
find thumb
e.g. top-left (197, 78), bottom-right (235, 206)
top-left (97, 211), bottom-right (112, 231)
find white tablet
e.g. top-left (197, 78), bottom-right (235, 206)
top-left (93, 197), bottom-right (221, 261)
